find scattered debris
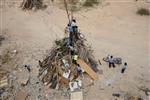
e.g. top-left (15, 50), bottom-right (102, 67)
top-left (1, 51), bottom-right (12, 64)
top-left (0, 70), bottom-right (17, 100)
top-left (1, 49), bottom-right (18, 65)
top-left (122, 92), bottom-right (145, 100)
top-left (11, 50), bottom-right (17, 54)
top-left (138, 86), bottom-right (150, 96)
top-left (98, 59), bottom-right (102, 65)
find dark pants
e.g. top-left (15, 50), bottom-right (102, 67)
top-left (72, 26), bottom-right (78, 33)
top-left (77, 69), bottom-right (82, 75)
top-left (72, 26), bottom-right (78, 41)
top-left (121, 68), bottom-right (126, 73)
top-left (72, 59), bottom-right (77, 64)
top-left (109, 62), bottom-right (115, 68)
top-left (69, 32), bottom-right (73, 46)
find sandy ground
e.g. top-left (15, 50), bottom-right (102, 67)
top-left (0, 0), bottom-right (150, 100)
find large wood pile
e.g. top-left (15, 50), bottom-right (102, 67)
top-left (21, 0), bottom-right (44, 10)
top-left (38, 26), bottom-right (99, 91)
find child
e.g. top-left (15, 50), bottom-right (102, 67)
top-left (108, 56), bottom-right (115, 68)
top-left (121, 62), bottom-right (128, 73)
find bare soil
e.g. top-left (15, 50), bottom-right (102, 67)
top-left (0, 0), bottom-right (149, 100)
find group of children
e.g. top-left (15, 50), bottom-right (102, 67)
top-left (108, 55), bottom-right (128, 74)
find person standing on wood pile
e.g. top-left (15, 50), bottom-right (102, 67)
top-left (72, 54), bottom-right (78, 64)
top-left (76, 64), bottom-right (84, 78)
top-left (121, 62), bottom-right (128, 73)
top-left (65, 19), bottom-right (78, 46)
top-left (108, 56), bottom-right (115, 68)
top-left (71, 19), bottom-right (78, 40)
top-left (67, 23), bottom-right (74, 46)
top-left (71, 19), bottom-right (77, 33)
top-left (65, 23), bottom-right (73, 46)
top-left (76, 64), bottom-right (82, 74)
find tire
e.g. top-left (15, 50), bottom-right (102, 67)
top-left (114, 58), bottom-right (122, 64)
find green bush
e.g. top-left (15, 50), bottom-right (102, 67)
top-left (83, 0), bottom-right (99, 7)
top-left (137, 8), bottom-right (150, 16)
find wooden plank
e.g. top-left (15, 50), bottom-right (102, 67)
top-left (60, 76), bottom-right (69, 85)
top-left (0, 78), bottom-right (8, 88)
top-left (77, 59), bottom-right (98, 80)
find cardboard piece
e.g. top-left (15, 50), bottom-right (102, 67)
top-left (71, 91), bottom-right (83, 100)
top-left (77, 59), bottom-right (98, 80)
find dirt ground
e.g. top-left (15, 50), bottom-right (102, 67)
top-left (0, 0), bottom-right (150, 100)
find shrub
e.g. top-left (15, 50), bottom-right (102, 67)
top-left (0, 35), bottom-right (5, 45)
top-left (83, 0), bottom-right (99, 7)
top-left (137, 8), bottom-right (150, 16)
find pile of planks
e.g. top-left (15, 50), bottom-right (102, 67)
top-left (38, 34), bottom-right (99, 90)
top-left (21, 0), bottom-right (44, 10)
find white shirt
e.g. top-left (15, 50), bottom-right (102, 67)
top-left (71, 21), bottom-right (77, 27)
top-left (123, 64), bottom-right (128, 69)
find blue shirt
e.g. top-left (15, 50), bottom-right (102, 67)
top-left (68, 26), bottom-right (73, 33)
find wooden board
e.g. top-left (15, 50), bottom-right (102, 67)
top-left (60, 76), bottom-right (69, 85)
top-left (0, 78), bottom-right (8, 88)
top-left (77, 59), bottom-right (98, 80)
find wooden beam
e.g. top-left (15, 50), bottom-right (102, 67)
top-left (77, 59), bottom-right (98, 80)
